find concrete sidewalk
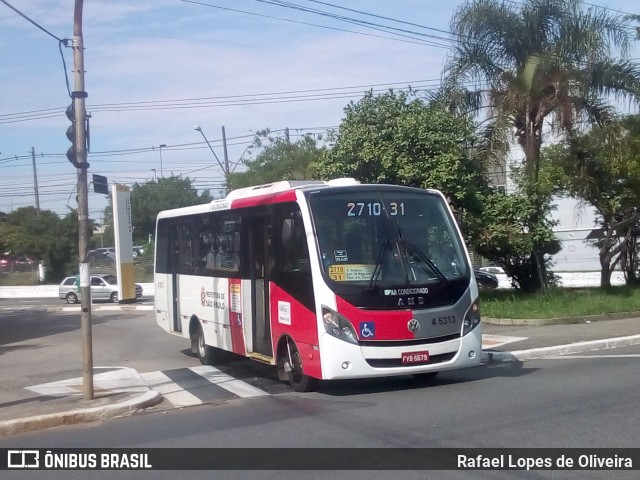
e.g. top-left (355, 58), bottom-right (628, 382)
top-left (0, 367), bottom-right (161, 437)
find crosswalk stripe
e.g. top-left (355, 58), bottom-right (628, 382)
top-left (140, 370), bottom-right (203, 407)
top-left (189, 365), bottom-right (270, 398)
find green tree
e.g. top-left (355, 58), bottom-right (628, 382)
top-left (0, 217), bottom-right (21, 254)
top-left (467, 168), bottom-right (561, 291)
top-left (313, 90), bottom-right (487, 216)
top-left (3, 207), bottom-right (83, 281)
top-left (440, 0), bottom-right (640, 291)
top-left (48, 211), bottom-right (84, 280)
top-left (101, 176), bottom-right (211, 245)
top-left (545, 116), bottom-right (640, 288)
top-left (227, 131), bottom-right (326, 190)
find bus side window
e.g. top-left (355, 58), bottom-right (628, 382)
top-left (271, 203), bottom-right (314, 310)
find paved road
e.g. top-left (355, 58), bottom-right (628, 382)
top-left (1, 345), bottom-right (639, 479)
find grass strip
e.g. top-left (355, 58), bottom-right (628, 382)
top-left (480, 286), bottom-right (640, 319)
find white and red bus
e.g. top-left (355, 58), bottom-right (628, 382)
top-left (154, 179), bottom-right (482, 391)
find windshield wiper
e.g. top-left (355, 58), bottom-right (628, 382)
top-left (368, 239), bottom-right (390, 291)
top-left (395, 223), bottom-right (448, 284)
top-left (404, 239), bottom-right (448, 284)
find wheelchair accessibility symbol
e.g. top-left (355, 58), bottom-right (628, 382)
top-left (359, 322), bottom-right (375, 338)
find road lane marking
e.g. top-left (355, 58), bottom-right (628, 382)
top-left (140, 371), bottom-right (203, 407)
top-left (482, 334), bottom-right (527, 348)
top-left (189, 365), bottom-right (269, 398)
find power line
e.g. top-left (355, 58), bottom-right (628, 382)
top-left (303, 0), bottom-right (457, 37)
top-left (0, 0), bottom-right (66, 43)
top-left (0, 0), bottom-right (73, 97)
top-left (0, 126), bottom-right (334, 172)
top-left (253, 0), bottom-right (454, 45)
top-left (5, 2), bottom-right (631, 124)
top-left (0, 80), bottom-right (446, 124)
top-left (178, 0), bottom-right (448, 48)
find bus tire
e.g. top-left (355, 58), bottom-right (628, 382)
top-left (279, 339), bottom-right (317, 393)
top-left (195, 322), bottom-right (217, 365)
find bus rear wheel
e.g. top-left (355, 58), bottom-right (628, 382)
top-left (195, 322), bottom-right (219, 366)
top-left (279, 339), bottom-right (317, 392)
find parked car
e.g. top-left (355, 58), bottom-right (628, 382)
top-left (58, 274), bottom-right (143, 304)
top-left (0, 255), bottom-right (34, 271)
top-left (132, 246), bottom-right (145, 257)
top-left (14, 257), bottom-right (34, 265)
top-left (478, 266), bottom-right (505, 275)
top-left (474, 269), bottom-right (499, 289)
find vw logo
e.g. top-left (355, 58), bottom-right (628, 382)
top-left (407, 318), bottom-right (420, 333)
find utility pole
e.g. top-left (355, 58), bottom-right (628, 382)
top-left (194, 125), bottom-right (230, 193)
top-left (221, 126), bottom-right (230, 179)
top-left (70, 0), bottom-right (93, 400)
top-left (30, 147), bottom-right (40, 214)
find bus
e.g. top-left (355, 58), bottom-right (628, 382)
top-left (154, 178), bottom-right (482, 391)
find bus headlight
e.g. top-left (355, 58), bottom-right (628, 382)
top-left (322, 306), bottom-right (358, 345)
top-left (462, 301), bottom-right (481, 336)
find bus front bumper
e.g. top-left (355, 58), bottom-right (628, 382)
top-left (318, 326), bottom-right (482, 380)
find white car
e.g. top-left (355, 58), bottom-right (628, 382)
top-left (58, 274), bottom-right (143, 304)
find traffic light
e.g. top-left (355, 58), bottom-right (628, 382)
top-left (66, 103), bottom-right (79, 168)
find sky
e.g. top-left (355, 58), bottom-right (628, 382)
top-left (1, 0), bottom-right (639, 224)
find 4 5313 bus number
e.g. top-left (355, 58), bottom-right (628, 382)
top-left (432, 315), bottom-right (456, 325)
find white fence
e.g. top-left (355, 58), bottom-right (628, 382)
top-left (0, 273), bottom-right (628, 299)
top-left (0, 283), bottom-right (155, 299)
top-left (496, 271), bottom-right (625, 289)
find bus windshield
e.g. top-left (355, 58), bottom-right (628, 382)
top-left (308, 188), bottom-right (469, 289)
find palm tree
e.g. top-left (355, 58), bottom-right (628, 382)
top-left (440, 0), bottom-right (640, 290)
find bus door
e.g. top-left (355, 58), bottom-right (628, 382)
top-left (168, 224), bottom-right (181, 332)
top-left (249, 214), bottom-right (273, 357)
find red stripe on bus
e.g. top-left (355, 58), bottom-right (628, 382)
top-left (336, 296), bottom-right (415, 340)
top-left (228, 278), bottom-right (246, 355)
top-left (269, 283), bottom-right (322, 379)
top-left (230, 190), bottom-right (297, 209)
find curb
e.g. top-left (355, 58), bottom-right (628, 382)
top-left (483, 333), bottom-right (640, 364)
top-left (484, 311), bottom-right (640, 326)
top-left (0, 390), bottom-right (162, 438)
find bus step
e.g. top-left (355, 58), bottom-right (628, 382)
top-left (248, 352), bottom-right (274, 365)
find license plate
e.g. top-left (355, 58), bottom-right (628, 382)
top-left (401, 351), bottom-right (430, 364)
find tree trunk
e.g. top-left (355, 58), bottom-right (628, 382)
top-left (599, 253), bottom-right (612, 289)
top-left (523, 120), bottom-right (546, 292)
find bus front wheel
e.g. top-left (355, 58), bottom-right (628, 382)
top-left (279, 339), bottom-right (317, 392)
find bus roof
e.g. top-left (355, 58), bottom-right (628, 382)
top-left (156, 178), bottom-right (362, 219)
top-left (225, 178), bottom-right (363, 200)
